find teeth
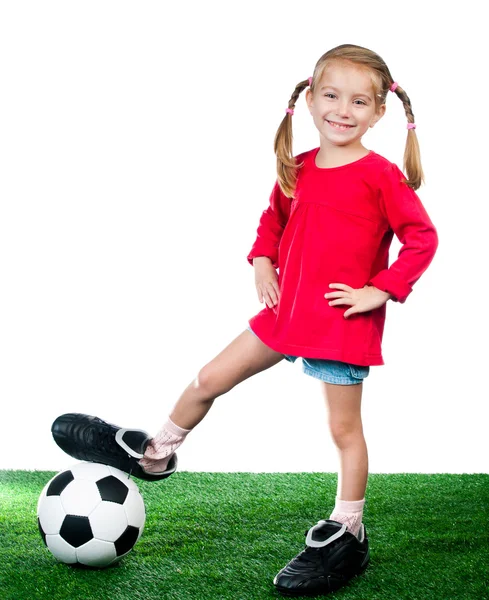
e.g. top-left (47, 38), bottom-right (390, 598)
top-left (329, 121), bottom-right (351, 129)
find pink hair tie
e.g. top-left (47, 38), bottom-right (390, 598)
top-left (407, 123), bottom-right (416, 130)
top-left (285, 108), bottom-right (294, 115)
top-left (390, 81), bottom-right (398, 92)
top-left (308, 76), bottom-right (312, 86)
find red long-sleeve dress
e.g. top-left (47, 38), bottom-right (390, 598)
top-left (247, 147), bottom-right (439, 366)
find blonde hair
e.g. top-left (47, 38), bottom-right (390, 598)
top-left (275, 43), bottom-right (424, 198)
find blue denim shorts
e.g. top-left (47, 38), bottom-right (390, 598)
top-left (246, 325), bottom-right (369, 385)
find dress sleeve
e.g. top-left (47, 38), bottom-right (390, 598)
top-left (368, 163), bottom-right (439, 303)
top-left (247, 179), bottom-right (292, 269)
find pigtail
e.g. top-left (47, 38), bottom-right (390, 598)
top-left (390, 84), bottom-right (425, 191)
top-left (272, 44), bottom-right (426, 196)
top-left (273, 78), bottom-right (310, 199)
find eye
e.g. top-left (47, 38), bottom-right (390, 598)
top-left (324, 94), bottom-right (366, 106)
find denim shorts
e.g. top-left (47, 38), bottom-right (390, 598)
top-left (246, 325), bottom-right (369, 385)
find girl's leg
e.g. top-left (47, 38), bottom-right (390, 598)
top-left (173, 328), bottom-right (286, 428)
top-left (320, 381), bottom-right (368, 535)
top-left (141, 328), bottom-right (286, 471)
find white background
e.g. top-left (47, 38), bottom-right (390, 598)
top-left (0, 1), bottom-right (486, 474)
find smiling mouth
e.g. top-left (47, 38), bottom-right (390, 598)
top-left (327, 120), bottom-right (354, 129)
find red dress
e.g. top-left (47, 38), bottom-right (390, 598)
top-left (247, 147), bottom-right (439, 366)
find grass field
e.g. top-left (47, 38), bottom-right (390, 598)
top-left (1, 471), bottom-right (488, 600)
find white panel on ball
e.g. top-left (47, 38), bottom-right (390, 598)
top-left (89, 502), bottom-right (128, 542)
top-left (45, 534), bottom-right (77, 564)
top-left (77, 539), bottom-right (118, 567)
top-left (124, 490), bottom-right (146, 529)
top-left (70, 462), bottom-right (112, 481)
top-left (37, 496), bottom-right (65, 535)
top-left (60, 479), bottom-right (102, 516)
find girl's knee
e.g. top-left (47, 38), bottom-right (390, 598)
top-left (195, 365), bottom-right (229, 398)
top-left (329, 421), bottom-right (364, 449)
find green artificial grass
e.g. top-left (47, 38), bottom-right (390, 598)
top-left (0, 471), bottom-right (488, 600)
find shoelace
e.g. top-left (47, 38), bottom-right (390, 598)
top-left (84, 423), bottom-right (126, 456)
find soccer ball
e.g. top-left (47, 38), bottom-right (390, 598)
top-left (37, 462), bottom-right (146, 568)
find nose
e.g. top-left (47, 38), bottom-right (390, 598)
top-left (336, 100), bottom-right (351, 118)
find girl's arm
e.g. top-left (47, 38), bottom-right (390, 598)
top-left (247, 180), bottom-right (291, 269)
top-left (368, 163), bottom-right (439, 303)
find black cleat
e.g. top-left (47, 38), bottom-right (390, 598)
top-left (273, 519), bottom-right (369, 596)
top-left (51, 413), bottom-right (177, 482)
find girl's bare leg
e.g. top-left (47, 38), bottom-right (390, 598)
top-left (140, 328), bottom-right (286, 472)
top-left (321, 381), bottom-right (368, 501)
top-left (170, 329), bottom-right (286, 430)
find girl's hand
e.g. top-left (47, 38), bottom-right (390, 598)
top-left (325, 283), bottom-right (391, 319)
top-left (254, 257), bottom-right (281, 309)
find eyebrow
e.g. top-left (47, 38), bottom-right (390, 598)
top-left (320, 85), bottom-right (373, 100)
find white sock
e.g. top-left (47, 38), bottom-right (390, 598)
top-left (139, 417), bottom-right (191, 473)
top-left (329, 496), bottom-right (365, 539)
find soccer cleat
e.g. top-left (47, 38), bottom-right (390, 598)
top-left (51, 413), bottom-right (178, 482)
top-left (273, 519), bottom-right (369, 596)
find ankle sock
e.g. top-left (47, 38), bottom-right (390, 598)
top-left (329, 496), bottom-right (365, 539)
top-left (139, 417), bottom-right (191, 473)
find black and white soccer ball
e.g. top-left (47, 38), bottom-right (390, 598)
top-left (37, 462), bottom-right (146, 568)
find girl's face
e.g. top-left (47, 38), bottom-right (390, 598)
top-left (306, 62), bottom-right (386, 149)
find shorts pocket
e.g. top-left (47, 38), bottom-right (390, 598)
top-left (348, 364), bottom-right (370, 380)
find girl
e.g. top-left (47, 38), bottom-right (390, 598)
top-left (52, 43), bottom-right (439, 596)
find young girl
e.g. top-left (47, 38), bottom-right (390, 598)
top-left (52, 43), bottom-right (438, 596)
